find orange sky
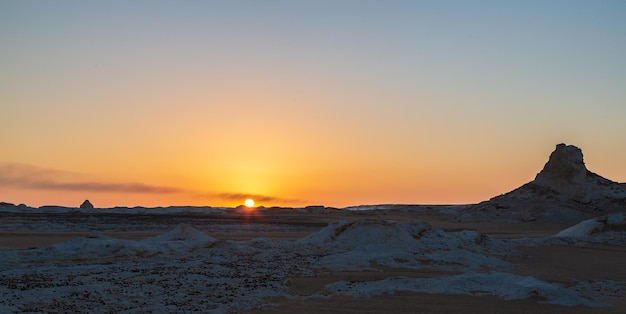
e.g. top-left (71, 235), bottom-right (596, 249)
top-left (1, 1), bottom-right (625, 208)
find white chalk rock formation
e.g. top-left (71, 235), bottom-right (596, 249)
top-left (459, 144), bottom-right (626, 223)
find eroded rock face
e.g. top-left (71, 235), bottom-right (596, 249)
top-left (532, 144), bottom-right (595, 203)
top-left (80, 200), bottom-right (94, 209)
top-left (458, 143), bottom-right (626, 223)
top-left (529, 144), bottom-right (624, 203)
top-left (535, 143), bottom-right (587, 185)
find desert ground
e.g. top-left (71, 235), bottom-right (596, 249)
top-left (1, 205), bottom-right (625, 313)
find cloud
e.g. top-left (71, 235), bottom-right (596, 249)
top-left (17, 180), bottom-right (182, 194)
top-left (213, 192), bottom-right (305, 205)
top-left (0, 163), bottom-right (182, 194)
top-left (0, 163), bottom-right (303, 203)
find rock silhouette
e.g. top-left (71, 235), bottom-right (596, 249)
top-left (458, 143), bottom-right (626, 223)
top-left (0, 202), bottom-right (16, 208)
top-left (535, 143), bottom-right (587, 184)
top-left (80, 200), bottom-right (94, 209)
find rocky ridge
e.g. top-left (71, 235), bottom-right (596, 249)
top-left (458, 144), bottom-right (626, 223)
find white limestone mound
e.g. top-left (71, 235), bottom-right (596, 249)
top-left (2, 224), bottom-right (217, 263)
top-left (297, 219), bottom-right (510, 271)
top-left (326, 272), bottom-right (604, 307)
top-left (297, 219), bottom-right (430, 249)
top-left (138, 223), bottom-right (218, 253)
top-left (144, 223), bottom-right (216, 244)
top-left (555, 213), bottom-right (626, 238)
top-left (26, 234), bottom-right (142, 262)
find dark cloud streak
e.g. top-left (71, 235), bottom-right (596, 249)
top-left (19, 180), bottom-right (182, 194)
top-left (215, 192), bottom-right (304, 204)
top-left (1, 163), bottom-right (302, 201)
top-left (0, 163), bottom-right (182, 194)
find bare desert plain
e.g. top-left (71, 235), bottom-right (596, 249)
top-left (1, 205), bottom-right (625, 313)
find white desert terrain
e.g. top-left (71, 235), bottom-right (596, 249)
top-left (1, 144), bottom-right (625, 313)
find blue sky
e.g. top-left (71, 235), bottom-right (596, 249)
top-left (1, 1), bottom-right (625, 207)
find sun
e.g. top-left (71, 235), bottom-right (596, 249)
top-left (244, 198), bottom-right (255, 208)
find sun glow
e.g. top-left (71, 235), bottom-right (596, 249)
top-left (244, 198), bottom-right (255, 208)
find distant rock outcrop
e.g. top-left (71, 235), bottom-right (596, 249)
top-left (533, 144), bottom-right (622, 202)
top-left (80, 200), bottom-right (94, 209)
top-left (0, 202), bottom-right (16, 208)
top-left (458, 144), bottom-right (626, 223)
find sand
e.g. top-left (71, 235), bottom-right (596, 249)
top-left (244, 244), bottom-right (626, 314)
top-left (1, 208), bottom-right (625, 313)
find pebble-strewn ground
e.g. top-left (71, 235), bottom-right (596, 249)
top-left (1, 209), bottom-right (625, 313)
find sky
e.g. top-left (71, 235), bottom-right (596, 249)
top-left (1, 0), bottom-right (625, 208)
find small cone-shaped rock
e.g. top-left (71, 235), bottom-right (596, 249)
top-left (80, 199), bottom-right (94, 209)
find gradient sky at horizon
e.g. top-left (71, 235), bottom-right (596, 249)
top-left (1, 1), bottom-right (625, 208)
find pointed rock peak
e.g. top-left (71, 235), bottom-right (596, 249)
top-left (535, 143), bottom-right (587, 183)
top-left (80, 199), bottom-right (94, 209)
